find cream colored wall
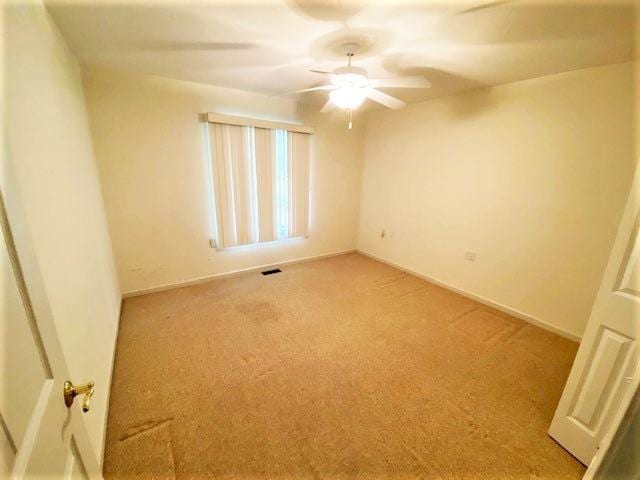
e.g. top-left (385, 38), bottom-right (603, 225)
top-left (82, 68), bottom-right (364, 295)
top-left (3, 2), bottom-right (121, 463)
top-left (358, 62), bottom-right (635, 339)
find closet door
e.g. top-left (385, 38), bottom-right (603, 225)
top-left (549, 164), bottom-right (640, 466)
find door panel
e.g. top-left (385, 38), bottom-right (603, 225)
top-left (549, 166), bottom-right (640, 465)
top-left (0, 201), bottom-right (77, 478)
top-left (66, 438), bottom-right (89, 480)
top-left (569, 327), bottom-right (634, 430)
top-left (1, 141), bottom-right (101, 477)
top-left (0, 235), bottom-right (50, 450)
top-left (616, 216), bottom-right (640, 298)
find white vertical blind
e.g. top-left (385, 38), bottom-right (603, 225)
top-left (287, 131), bottom-right (310, 239)
top-left (209, 123), bottom-right (239, 247)
top-left (208, 122), bottom-right (311, 248)
top-left (254, 127), bottom-right (277, 243)
top-left (231, 125), bottom-right (257, 245)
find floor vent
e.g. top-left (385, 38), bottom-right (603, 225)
top-left (261, 268), bottom-right (282, 276)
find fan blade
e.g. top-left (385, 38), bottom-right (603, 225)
top-left (309, 69), bottom-right (332, 75)
top-left (282, 85), bottom-right (335, 96)
top-left (320, 100), bottom-right (335, 113)
top-left (369, 76), bottom-right (431, 89)
top-left (131, 41), bottom-right (256, 51)
top-left (450, 0), bottom-right (512, 17)
top-left (367, 89), bottom-right (406, 109)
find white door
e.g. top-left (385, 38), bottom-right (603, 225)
top-left (549, 162), bottom-right (640, 466)
top-left (0, 148), bottom-right (101, 478)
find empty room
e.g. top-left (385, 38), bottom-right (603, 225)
top-left (2, 0), bottom-right (639, 479)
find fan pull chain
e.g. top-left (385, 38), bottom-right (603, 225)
top-left (347, 109), bottom-right (353, 130)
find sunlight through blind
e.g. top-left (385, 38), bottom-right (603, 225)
top-left (208, 122), bottom-right (311, 249)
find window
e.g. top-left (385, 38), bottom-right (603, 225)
top-left (275, 129), bottom-right (288, 239)
top-left (207, 120), bottom-right (311, 249)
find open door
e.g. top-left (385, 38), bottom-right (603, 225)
top-left (549, 162), bottom-right (640, 466)
top-left (1, 149), bottom-right (101, 477)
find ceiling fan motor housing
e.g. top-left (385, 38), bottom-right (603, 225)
top-left (331, 66), bottom-right (370, 93)
top-left (333, 65), bottom-right (368, 78)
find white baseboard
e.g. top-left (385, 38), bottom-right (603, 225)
top-left (357, 249), bottom-right (582, 342)
top-left (121, 247), bottom-right (581, 342)
top-left (122, 249), bottom-right (357, 298)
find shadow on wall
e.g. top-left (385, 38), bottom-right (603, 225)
top-left (380, 61), bottom-right (488, 106)
top-left (436, 84), bottom-right (499, 120)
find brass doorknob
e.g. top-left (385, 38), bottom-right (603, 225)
top-left (63, 381), bottom-right (95, 413)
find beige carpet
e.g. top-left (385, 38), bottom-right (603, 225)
top-left (104, 253), bottom-right (585, 479)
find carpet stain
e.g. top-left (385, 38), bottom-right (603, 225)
top-left (237, 300), bottom-right (279, 323)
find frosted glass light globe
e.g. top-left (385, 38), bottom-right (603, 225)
top-left (329, 85), bottom-right (369, 109)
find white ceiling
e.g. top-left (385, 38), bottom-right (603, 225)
top-left (47, 0), bottom-right (636, 107)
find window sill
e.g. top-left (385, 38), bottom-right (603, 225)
top-left (213, 235), bottom-right (308, 252)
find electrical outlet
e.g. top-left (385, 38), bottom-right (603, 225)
top-left (465, 251), bottom-right (476, 261)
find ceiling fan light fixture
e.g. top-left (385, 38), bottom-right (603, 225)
top-left (329, 85), bottom-right (369, 109)
top-left (291, 49), bottom-right (428, 118)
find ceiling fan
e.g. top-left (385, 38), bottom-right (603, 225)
top-left (287, 42), bottom-right (431, 129)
